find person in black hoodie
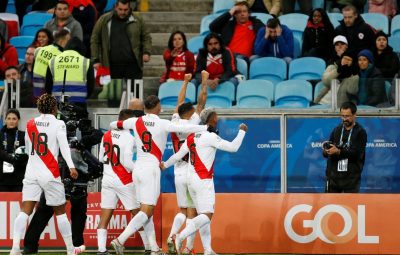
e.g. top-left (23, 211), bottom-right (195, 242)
top-left (0, 109), bottom-right (28, 192)
top-left (335, 5), bottom-right (375, 54)
top-left (302, 8), bottom-right (335, 62)
top-left (373, 31), bottom-right (399, 82)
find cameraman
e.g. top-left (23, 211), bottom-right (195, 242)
top-left (0, 109), bottom-right (28, 192)
top-left (23, 113), bottom-right (103, 254)
top-left (323, 101), bottom-right (367, 193)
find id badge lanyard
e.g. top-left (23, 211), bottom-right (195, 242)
top-left (339, 125), bottom-right (353, 148)
top-left (3, 131), bottom-right (19, 152)
top-left (337, 125), bottom-right (353, 172)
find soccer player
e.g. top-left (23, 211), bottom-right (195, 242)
top-left (108, 95), bottom-right (208, 255)
top-left (161, 109), bottom-right (248, 255)
top-left (97, 109), bottom-right (153, 255)
top-left (167, 70), bottom-right (209, 255)
top-left (10, 94), bottom-right (85, 255)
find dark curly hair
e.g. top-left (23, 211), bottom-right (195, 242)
top-left (37, 94), bottom-right (57, 114)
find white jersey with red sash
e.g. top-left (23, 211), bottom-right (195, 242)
top-left (164, 129), bottom-right (246, 179)
top-left (24, 114), bottom-right (74, 182)
top-left (111, 113), bottom-right (207, 168)
top-left (170, 112), bottom-right (201, 175)
top-left (99, 129), bottom-right (134, 186)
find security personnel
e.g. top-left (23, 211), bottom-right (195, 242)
top-left (32, 29), bottom-right (70, 100)
top-left (45, 37), bottom-right (95, 109)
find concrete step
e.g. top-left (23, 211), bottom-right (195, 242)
top-left (147, 21), bottom-right (200, 34)
top-left (141, 12), bottom-right (209, 23)
top-left (150, 32), bottom-right (198, 48)
top-left (149, 0), bottom-right (213, 12)
top-left (145, 55), bottom-right (164, 67)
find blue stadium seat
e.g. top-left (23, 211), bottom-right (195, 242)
top-left (236, 80), bottom-right (274, 108)
top-left (198, 81), bottom-right (235, 108)
top-left (249, 57), bottom-right (287, 85)
top-left (312, 0), bottom-right (324, 8)
top-left (6, 0), bottom-right (16, 13)
top-left (293, 36), bottom-right (301, 59)
top-left (279, 13), bottom-right (307, 48)
top-left (288, 57), bottom-right (326, 80)
top-left (236, 57), bottom-right (248, 80)
top-left (251, 13), bottom-right (273, 24)
top-left (391, 15), bottom-right (400, 37)
top-left (274, 80), bottom-right (313, 108)
top-left (213, 0), bottom-right (235, 14)
top-left (200, 14), bottom-right (219, 36)
top-left (158, 81), bottom-right (196, 108)
top-left (21, 12), bottom-right (53, 36)
top-left (9, 36), bottom-right (34, 63)
top-left (389, 37), bottom-right (400, 53)
top-left (188, 35), bottom-right (205, 55)
top-left (104, 0), bottom-right (116, 12)
top-left (361, 13), bottom-right (389, 34)
top-left (327, 13), bottom-right (343, 28)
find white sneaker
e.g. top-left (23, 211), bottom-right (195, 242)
top-left (67, 245), bottom-right (86, 255)
top-left (110, 239), bottom-right (124, 255)
top-left (167, 236), bottom-right (176, 254)
top-left (9, 249), bottom-right (21, 255)
top-left (174, 234), bottom-right (183, 255)
top-left (204, 250), bottom-right (217, 255)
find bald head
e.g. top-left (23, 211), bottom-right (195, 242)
top-left (128, 98), bottom-right (144, 111)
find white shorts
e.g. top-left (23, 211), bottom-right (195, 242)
top-left (133, 165), bottom-right (160, 206)
top-left (101, 182), bottom-right (140, 211)
top-left (175, 172), bottom-right (194, 208)
top-left (22, 177), bottom-right (66, 207)
top-left (188, 171), bottom-right (215, 214)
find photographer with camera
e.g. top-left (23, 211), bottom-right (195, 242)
top-left (23, 99), bottom-right (103, 255)
top-left (0, 109), bottom-right (28, 192)
top-left (323, 101), bottom-right (367, 193)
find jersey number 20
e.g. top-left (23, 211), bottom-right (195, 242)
top-left (103, 142), bottom-right (121, 166)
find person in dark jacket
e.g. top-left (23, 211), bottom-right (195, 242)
top-left (302, 8), bottom-right (335, 62)
top-left (193, 33), bottom-right (239, 89)
top-left (0, 109), bottom-right (28, 192)
top-left (357, 49), bottom-right (388, 107)
top-left (373, 31), bottom-right (399, 82)
top-left (0, 33), bottom-right (19, 80)
top-left (335, 5), bottom-right (375, 54)
top-left (323, 101), bottom-right (367, 193)
top-left (209, 0), bottom-right (264, 61)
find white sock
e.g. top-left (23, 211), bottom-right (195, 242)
top-left (185, 219), bottom-right (196, 250)
top-left (169, 212), bottom-right (186, 237)
top-left (97, 228), bottom-right (107, 252)
top-left (138, 230), bottom-right (151, 250)
top-left (56, 214), bottom-right (74, 252)
top-left (143, 217), bottom-right (159, 251)
top-left (199, 223), bottom-right (212, 251)
top-left (179, 214), bottom-right (210, 241)
top-left (12, 212), bottom-right (29, 250)
top-left (117, 211), bottom-right (148, 245)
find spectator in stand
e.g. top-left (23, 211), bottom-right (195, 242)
top-left (44, 0), bottom-right (83, 41)
top-left (302, 8), bottom-right (335, 62)
top-left (32, 28), bottom-right (54, 48)
top-left (160, 31), bottom-right (195, 84)
top-left (209, 0), bottom-right (264, 62)
top-left (0, 109), bottom-right (27, 192)
top-left (281, 0), bottom-right (311, 14)
top-left (91, 0), bottom-right (152, 80)
top-left (0, 33), bottom-right (18, 80)
top-left (193, 33), bottom-right (240, 89)
top-left (247, 0), bottom-right (281, 16)
top-left (254, 17), bottom-right (294, 63)
top-left (335, 5), bottom-right (375, 54)
top-left (330, 0), bottom-right (366, 14)
top-left (328, 35), bottom-right (349, 65)
top-left (373, 31), bottom-right (399, 81)
top-left (19, 46), bottom-right (36, 107)
top-left (315, 49), bottom-right (359, 106)
top-left (357, 49), bottom-right (388, 107)
top-left (14, 0), bottom-right (58, 24)
top-left (368, 0), bottom-right (397, 18)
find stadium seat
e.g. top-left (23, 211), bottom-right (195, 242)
top-left (288, 57), bottom-right (326, 80)
top-left (158, 81), bottom-right (196, 108)
top-left (312, 0), bottom-right (324, 8)
top-left (200, 14), bottom-right (219, 36)
top-left (389, 36), bottom-right (400, 53)
top-left (360, 13), bottom-right (389, 34)
top-left (293, 36), bottom-right (301, 59)
top-left (198, 81), bottom-right (235, 108)
top-left (236, 79), bottom-right (274, 108)
top-left (249, 57), bottom-right (287, 85)
top-left (274, 80), bottom-right (313, 108)
top-left (327, 12), bottom-right (343, 28)
top-left (21, 12), bottom-right (53, 36)
top-left (9, 36), bottom-right (34, 63)
top-left (391, 15), bottom-right (400, 37)
top-left (213, 0), bottom-right (235, 14)
top-left (313, 81), bottom-right (325, 102)
top-left (104, 0), bottom-right (116, 12)
top-left (252, 13), bottom-right (273, 24)
top-left (279, 13), bottom-right (308, 49)
top-left (187, 35), bottom-right (205, 55)
top-left (6, 0), bottom-right (16, 13)
top-left (236, 57), bottom-right (248, 80)
top-left (0, 13), bottom-right (19, 40)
